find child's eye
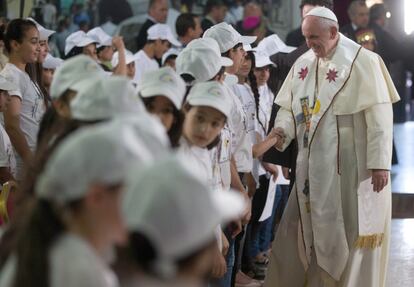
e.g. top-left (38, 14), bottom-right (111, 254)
top-left (196, 115), bottom-right (204, 122)
top-left (162, 108), bottom-right (174, 114)
top-left (212, 121), bottom-right (220, 128)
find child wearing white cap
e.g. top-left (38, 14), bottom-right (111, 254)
top-left (27, 17), bottom-right (55, 64)
top-left (137, 67), bottom-right (186, 147)
top-left (133, 24), bottom-right (181, 83)
top-left (64, 30), bottom-right (98, 60)
top-left (48, 55), bottom-right (105, 119)
top-left (0, 76), bottom-right (17, 182)
top-left (42, 54), bottom-right (63, 95)
top-left (0, 19), bottom-right (46, 180)
top-left (0, 122), bottom-right (154, 287)
top-left (87, 27), bottom-right (114, 69)
top-left (120, 157), bottom-right (245, 287)
top-left (119, 156), bottom-right (246, 287)
top-left (111, 50), bottom-right (138, 81)
top-left (161, 48), bottom-right (180, 70)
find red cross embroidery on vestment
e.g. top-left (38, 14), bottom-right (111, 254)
top-left (298, 67), bottom-right (308, 81)
top-left (326, 68), bottom-right (338, 83)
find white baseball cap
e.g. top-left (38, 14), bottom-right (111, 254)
top-left (137, 67), bottom-right (186, 110)
top-left (254, 51), bottom-right (276, 68)
top-left (87, 27), bottom-right (113, 48)
top-left (70, 76), bottom-right (145, 121)
top-left (161, 48), bottom-right (180, 66)
top-left (305, 6), bottom-right (338, 23)
top-left (203, 22), bottom-right (256, 53)
top-left (147, 24), bottom-right (182, 47)
top-left (35, 121), bottom-right (157, 204)
top-left (186, 81), bottom-right (232, 119)
top-left (50, 55), bottom-right (105, 100)
top-left (43, 54), bottom-right (64, 70)
top-left (111, 49), bottom-right (139, 67)
top-left (123, 156), bottom-right (246, 275)
top-left (27, 17), bottom-right (55, 41)
top-left (176, 38), bottom-right (233, 83)
top-left (65, 31), bottom-right (96, 55)
top-left (256, 34), bottom-right (296, 56)
top-left (0, 75), bottom-right (18, 91)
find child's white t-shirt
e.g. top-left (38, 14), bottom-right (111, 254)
top-left (0, 233), bottom-right (119, 287)
top-left (0, 63), bottom-right (45, 179)
top-left (225, 82), bottom-right (253, 173)
top-left (177, 137), bottom-right (213, 188)
top-left (133, 50), bottom-right (159, 84)
top-left (0, 124), bottom-right (16, 178)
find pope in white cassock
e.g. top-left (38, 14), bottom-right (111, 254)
top-left (264, 7), bottom-right (400, 287)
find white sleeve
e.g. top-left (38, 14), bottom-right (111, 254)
top-left (364, 103), bottom-right (393, 170)
top-left (274, 107), bottom-right (295, 152)
top-left (0, 67), bottom-right (24, 100)
top-left (0, 131), bottom-right (10, 168)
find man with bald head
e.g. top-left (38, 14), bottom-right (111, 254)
top-left (264, 7), bottom-right (399, 287)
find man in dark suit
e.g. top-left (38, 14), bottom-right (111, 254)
top-left (136, 0), bottom-right (168, 51)
top-left (340, 0), bottom-right (369, 41)
top-left (201, 0), bottom-right (228, 32)
top-left (368, 3), bottom-right (400, 69)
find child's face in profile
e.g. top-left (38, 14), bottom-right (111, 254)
top-left (183, 105), bottom-right (225, 148)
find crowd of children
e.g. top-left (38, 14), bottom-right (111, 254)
top-left (0, 12), bottom-right (292, 287)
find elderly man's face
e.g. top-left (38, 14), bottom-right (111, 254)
top-left (302, 16), bottom-right (337, 58)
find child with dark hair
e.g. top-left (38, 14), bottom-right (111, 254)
top-left (0, 122), bottom-right (150, 287)
top-left (0, 19), bottom-right (44, 181)
top-left (119, 156), bottom-right (246, 287)
top-left (138, 67), bottom-right (186, 148)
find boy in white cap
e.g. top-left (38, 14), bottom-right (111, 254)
top-left (133, 24), bottom-right (181, 83)
top-left (265, 6), bottom-right (399, 287)
top-left (0, 76), bottom-right (17, 183)
top-left (87, 27), bottom-right (114, 69)
top-left (137, 67), bottom-right (186, 147)
top-left (49, 55), bottom-right (105, 119)
top-left (119, 156), bottom-right (246, 287)
top-left (161, 48), bottom-right (180, 70)
top-left (64, 30), bottom-right (98, 60)
top-left (70, 76), bottom-right (145, 122)
top-left (42, 54), bottom-right (63, 95)
top-left (0, 121), bottom-right (156, 287)
top-left (111, 50), bottom-right (138, 81)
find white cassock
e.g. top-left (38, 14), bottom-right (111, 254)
top-left (264, 34), bottom-right (400, 287)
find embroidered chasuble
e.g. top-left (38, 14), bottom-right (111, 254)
top-left (264, 34), bottom-right (400, 287)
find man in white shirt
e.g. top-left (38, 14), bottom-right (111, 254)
top-left (134, 24), bottom-right (181, 83)
top-left (42, 0), bottom-right (57, 29)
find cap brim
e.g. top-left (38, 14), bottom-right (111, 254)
top-left (188, 97), bottom-right (230, 119)
top-left (139, 86), bottom-right (182, 110)
top-left (255, 59), bottom-right (276, 68)
top-left (168, 37), bottom-right (182, 47)
top-left (40, 29), bottom-right (55, 41)
top-left (220, 56), bottom-right (233, 67)
top-left (241, 35), bottom-right (257, 45)
top-left (211, 189), bottom-right (246, 224)
top-left (0, 82), bottom-right (18, 91)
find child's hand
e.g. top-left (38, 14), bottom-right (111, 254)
top-left (221, 232), bottom-right (229, 256)
top-left (211, 248), bottom-right (227, 278)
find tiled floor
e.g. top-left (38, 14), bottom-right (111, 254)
top-left (388, 123), bottom-right (414, 286)
top-left (387, 219), bottom-right (414, 287)
top-left (392, 123), bottom-right (414, 194)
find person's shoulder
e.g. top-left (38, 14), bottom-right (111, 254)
top-left (50, 234), bottom-right (115, 287)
